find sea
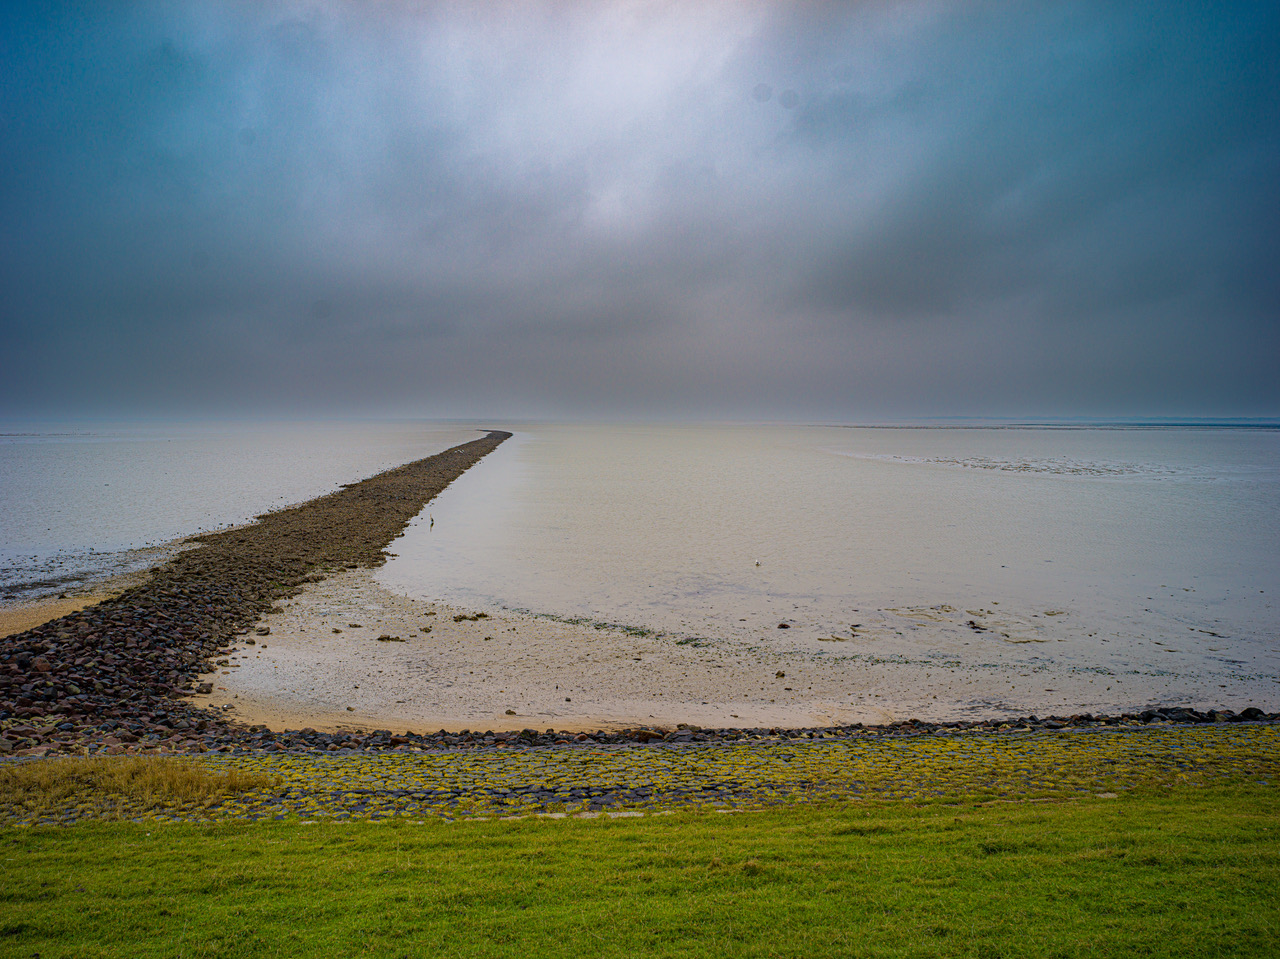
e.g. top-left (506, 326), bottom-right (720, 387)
top-left (4, 420), bottom-right (1278, 708)
top-left (376, 423), bottom-right (1280, 707)
top-left (0, 421), bottom-right (480, 604)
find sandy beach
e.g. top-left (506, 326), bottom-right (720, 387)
top-left (0, 594), bottom-right (116, 639)
top-left (0, 566), bottom-right (156, 638)
top-left (190, 568), bottom-right (860, 733)
top-left (191, 565), bottom-right (1264, 735)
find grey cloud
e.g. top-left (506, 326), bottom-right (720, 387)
top-left (1, 1), bottom-right (1277, 420)
top-left (776, 3), bottom-right (1280, 322)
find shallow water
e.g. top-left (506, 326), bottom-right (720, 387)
top-left (379, 424), bottom-right (1280, 708)
top-left (0, 421), bottom-right (480, 602)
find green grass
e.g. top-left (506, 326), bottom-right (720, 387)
top-left (2, 785), bottom-right (1277, 958)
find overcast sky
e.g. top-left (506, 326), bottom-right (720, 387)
top-left (2, 1), bottom-right (1277, 421)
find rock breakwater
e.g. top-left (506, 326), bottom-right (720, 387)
top-left (0, 431), bottom-right (510, 755)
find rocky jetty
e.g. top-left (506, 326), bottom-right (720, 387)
top-left (0, 431), bottom-right (510, 755)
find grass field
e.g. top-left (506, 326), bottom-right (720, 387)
top-left (2, 724), bottom-right (1278, 957)
top-left (2, 786), bottom-right (1278, 958)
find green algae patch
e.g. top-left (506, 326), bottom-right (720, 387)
top-left (2, 785), bottom-right (1277, 958)
top-left (2, 723), bottom-right (1277, 825)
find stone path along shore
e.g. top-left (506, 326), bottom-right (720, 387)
top-left (2, 722), bottom-right (1275, 826)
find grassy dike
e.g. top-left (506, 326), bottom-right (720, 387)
top-left (2, 786), bottom-right (1277, 958)
top-left (2, 723), bottom-right (1278, 957)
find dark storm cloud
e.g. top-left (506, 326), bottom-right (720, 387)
top-left (1, 1), bottom-right (1276, 420)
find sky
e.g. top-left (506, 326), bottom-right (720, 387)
top-left (2, 1), bottom-right (1277, 422)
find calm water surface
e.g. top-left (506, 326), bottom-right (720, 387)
top-left (380, 425), bottom-right (1280, 691)
top-left (0, 422), bottom-right (479, 602)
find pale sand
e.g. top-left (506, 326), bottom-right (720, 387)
top-left (190, 569), bottom-right (1242, 734)
top-left (0, 568), bottom-right (153, 638)
top-left (189, 569), bottom-right (861, 733)
top-left (0, 595), bottom-right (116, 638)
